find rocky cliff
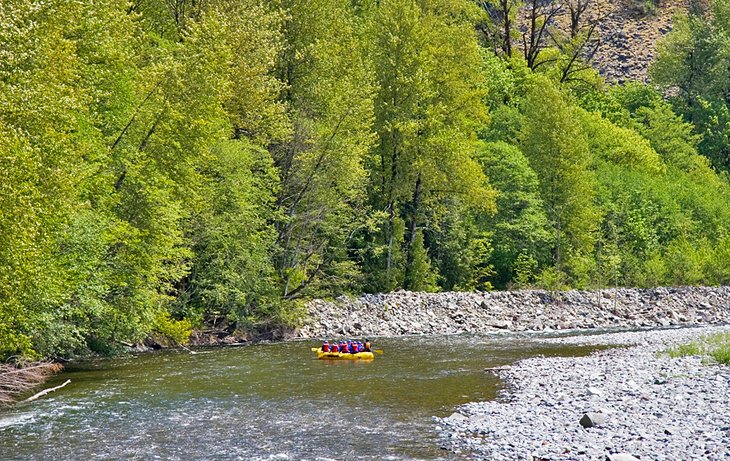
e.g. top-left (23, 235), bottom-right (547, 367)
top-left (589, 0), bottom-right (687, 82)
top-left (523, 0), bottom-right (689, 83)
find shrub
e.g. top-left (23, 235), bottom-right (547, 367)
top-left (151, 311), bottom-right (193, 347)
top-left (666, 332), bottom-right (730, 365)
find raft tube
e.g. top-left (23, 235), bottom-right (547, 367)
top-left (315, 349), bottom-right (374, 360)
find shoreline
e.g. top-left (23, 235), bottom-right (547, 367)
top-left (436, 326), bottom-right (730, 460)
top-left (5, 285), bottom-right (729, 411)
top-left (0, 363), bottom-right (63, 407)
top-left (298, 286), bottom-right (730, 339)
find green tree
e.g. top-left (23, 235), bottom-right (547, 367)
top-left (0, 0), bottom-right (96, 357)
top-left (271, 0), bottom-right (375, 300)
top-left (519, 76), bottom-right (599, 279)
top-left (578, 109), bottom-right (665, 175)
top-left (589, 84), bottom-right (705, 171)
top-left (476, 141), bottom-right (552, 288)
top-left (180, 140), bottom-right (286, 331)
top-left (651, 1), bottom-right (730, 172)
top-left (364, 0), bottom-right (495, 291)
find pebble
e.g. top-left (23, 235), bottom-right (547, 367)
top-left (298, 287), bottom-right (730, 338)
top-left (436, 326), bottom-right (730, 460)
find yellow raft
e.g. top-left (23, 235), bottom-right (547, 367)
top-left (314, 348), bottom-right (375, 360)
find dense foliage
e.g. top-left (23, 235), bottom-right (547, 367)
top-left (1, 0), bottom-right (729, 360)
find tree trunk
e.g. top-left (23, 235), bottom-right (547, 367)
top-left (404, 173), bottom-right (422, 288)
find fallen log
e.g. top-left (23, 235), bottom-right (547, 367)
top-left (23, 379), bottom-right (71, 402)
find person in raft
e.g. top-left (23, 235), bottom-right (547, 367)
top-left (320, 339), bottom-right (373, 353)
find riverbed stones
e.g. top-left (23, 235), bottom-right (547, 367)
top-left (295, 288), bottom-right (730, 459)
top-left (436, 326), bottom-right (730, 461)
top-left (579, 412), bottom-right (607, 428)
top-left (298, 286), bottom-right (730, 339)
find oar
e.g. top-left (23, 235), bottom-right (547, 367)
top-left (311, 346), bottom-right (383, 354)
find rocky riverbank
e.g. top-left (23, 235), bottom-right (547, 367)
top-left (436, 326), bottom-right (730, 460)
top-left (298, 286), bottom-right (730, 338)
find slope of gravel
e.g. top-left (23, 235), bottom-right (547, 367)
top-left (436, 326), bottom-right (730, 460)
top-left (586, 0), bottom-right (688, 83)
top-left (299, 286), bottom-right (730, 339)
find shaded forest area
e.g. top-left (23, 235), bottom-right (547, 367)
top-left (1, 0), bottom-right (730, 360)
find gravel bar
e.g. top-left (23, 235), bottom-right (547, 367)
top-left (300, 287), bottom-right (730, 338)
top-left (436, 326), bottom-right (730, 461)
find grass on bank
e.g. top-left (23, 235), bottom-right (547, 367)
top-left (666, 332), bottom-right (730, 365)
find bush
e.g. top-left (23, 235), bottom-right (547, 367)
top-left (633, 0), bottom-right (658, 16)
top-left (151, 312), bottom-right (193, 347)
top-left (666, 332), bottom-right (730, 365)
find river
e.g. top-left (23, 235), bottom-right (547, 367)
top-left (0, 333), bottom-right (604, 460)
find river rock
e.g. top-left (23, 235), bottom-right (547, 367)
top-left (297, 286), bottom-right (730, 339)
top-left (490, 320), bottom-right (512, 329)
top-left (579, 412), bottom-right (608, 428)
top-left (606, 454), bottom-right (641, 461)
top-left (587, 387), bottom-right (603, 396)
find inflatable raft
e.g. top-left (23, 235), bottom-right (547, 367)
top-left (314, 349), bottom-right (375, 360)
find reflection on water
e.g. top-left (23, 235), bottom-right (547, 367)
top-left (0, 333), bottom-right (602, 460)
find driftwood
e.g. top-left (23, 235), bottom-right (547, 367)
top-left (178, 344), bottom-right (197, 355)
top-left (484, 365), bottom-right (512, 373)
top-left (0, 362), bottom-right (63, 406)
top-left (23, 379), bottom-right (71, 402)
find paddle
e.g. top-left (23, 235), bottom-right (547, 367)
top-left (311, 346), bottom-right (382, 354)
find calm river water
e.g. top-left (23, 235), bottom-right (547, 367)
top-left (0, 333), bottom-right (602, 460)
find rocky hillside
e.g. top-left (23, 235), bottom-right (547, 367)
top-left (537, 0), bottom-right (689, 83)
top-left (591, 0), bottom-right (688, 82)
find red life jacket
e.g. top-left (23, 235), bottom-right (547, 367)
top-left (322, 343), bottom-right (330, 352)
top-left (331, 343), bottom-right (339, 352)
